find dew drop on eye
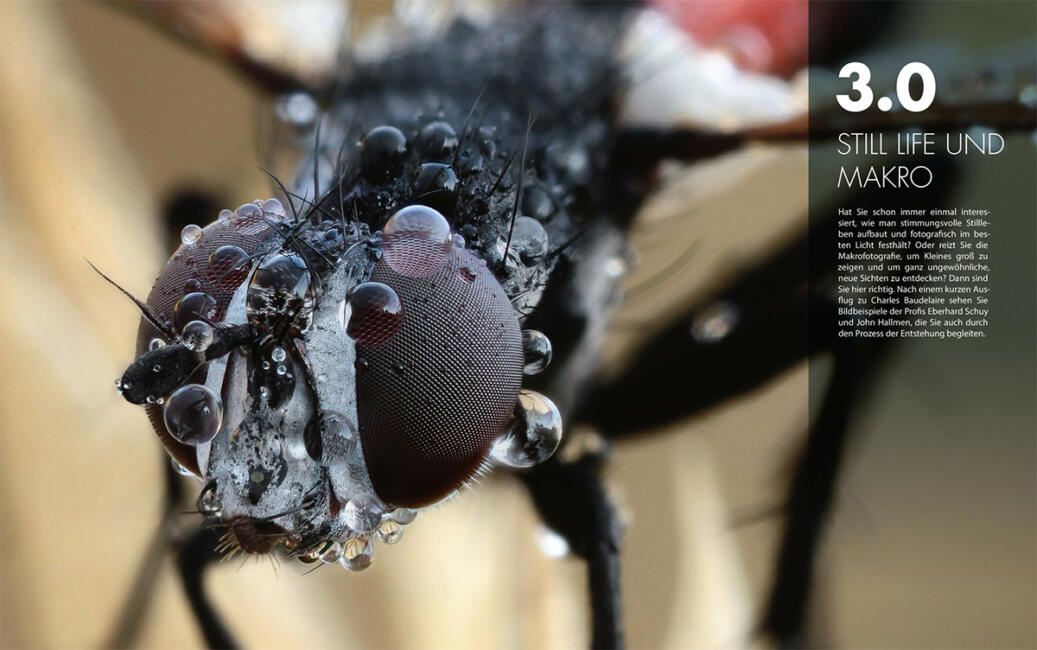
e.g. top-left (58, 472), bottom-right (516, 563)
top-left (260, 197), bottom-right (287, 220)
top-left (381, 205), bottom-right (453, 277)
top-left (163, 384), bottom-right (223, 445)
top-left (235, 203), bottom-right (262, 221)
top-left (208, 245), bottom-right (250, 290)
top-left (180, 224), bottom-right (202, 246)
top-left (490, 389), bottom-right (563, 468)
top-left (181, 320), bottom-right (214, 352)
top-left (344, 282), bottom-right (404, 345)
top-left (173, 292), bottom-right (217, 331)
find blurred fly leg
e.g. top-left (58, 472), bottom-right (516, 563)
top-left (760, 329), bottom-right (888, 647)
top-left (578, 227), bottom-right (813, 437)
top-left (177, 527), bottom-right (240, 650)
top-left (520, 455), bottom-right (625, 650)
top-left (103, 456), bottom-right (186, 648)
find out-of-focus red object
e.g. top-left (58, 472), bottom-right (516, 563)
top-left (650, 0), bottom-right (809, 77)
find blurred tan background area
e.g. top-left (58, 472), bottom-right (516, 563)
top-left (1, 2), bottom-right (1033, 649)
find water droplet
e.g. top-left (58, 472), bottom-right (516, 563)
top-left (361, 125), bottom-right (408, 183)
top-left (340, 537), bottom-right (373, 571)
top-left (304, 410), bottom-right (357, 467)
top-left (344, 282), bottom-right (403, 345)
top-left (521, 329), bottom-right (552, 375)
top-left (416, 120), bottom-right (458, 162)
top-left (173, 292), bottom-right (217, 331)
top-left (509, 216), bottom-right (549, 261)
top-left (235, 202), bottom-right (262, 221)
top-left (536, 526), bottom-right (570, 558)
top-left (198, 485), bottom-right (223, 516)
top-left (184, 278), bottom-right (202, 293)
top-left (276, 364), bottom-right (287, 376)
top-left (343, 494), bottom-right (382, 533)
top-left (604, 257), bottom-right (627, 279)
top-left (690, 301), bottom-right (740, 344)
top-left (149, 337), bottom-right (166, 351)
top-left (391, 508), bottom-right (417, 525)
top-left (208, 245), bottom-right (250, 290)
top-left (381, 205), bottom-right (452, 277)
top-left (163, 384), bottom-right (223, 445)
top-left (377, 520), bottom-right (403, 544)
top-left (180, 224), bottom-right (202, 246)
top-left (246, 253), bottom-right (312, 325)
top-left (261, 197), bottom-right (287, 219)
top-left (451, 233), bottom-right (465, 248)
top-left (275, 92), bottom-right (318, 128)
top-left (181, 320), bottom-right (214, 352)
top-left (271, 346), bottom-right (287, 362)
top-left (412, 163), bottom-right (458, 214)
top-left (298, 548), bottom-right (321, 564)
top-left (218, 209), bottom-right (234, 222)
top-left (319, 542), bottom-right (343, 563)
top-left (170, 457), bottom-right (194, 476)
top-left (490, 390), bottom-right (563, 468)
top-left (355, 357), bottom-right (369, 372)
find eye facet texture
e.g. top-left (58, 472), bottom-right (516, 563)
top-left (356, 245), bottom-right (523, 507)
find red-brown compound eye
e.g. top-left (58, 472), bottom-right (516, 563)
top-left (353, 238), bottom-right (523, 508)
top-left (345, 282), bottom-right (404, 345)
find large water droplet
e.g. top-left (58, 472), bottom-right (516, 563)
top-left (208, 245), bottom-right (250, 290)
top-left (344, 282), bottom-right (403, 345)
top-left (164, 384), bottom-right (222, 445)
top-left (340, 537), bottom-right (373, 571)
top-left (343, 494), bottom-right (383, 533)
top-left (181, 224), bottom-right (202, 246)
top-left (304, 410), bottom-right (357, 467)
top-left (246, 253), bottom-right (312, 325)
top-left (509, 216), bottom-right (549, 261)
top-left (490, 390), bottom-right (563, 468)
top-left (173, 292), bottom-right (217, 331)
top-left (521, 329), bottom-right (552, 375)
top-left (181, 320), bottom-right (214, 352)
top-left (381, 205), bottom-right (452, 277)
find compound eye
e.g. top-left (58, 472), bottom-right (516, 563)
top-left (350, 210), bottom-right (523, 507)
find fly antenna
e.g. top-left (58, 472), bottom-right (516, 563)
top-left (86, 259), bottom-right (178, 340)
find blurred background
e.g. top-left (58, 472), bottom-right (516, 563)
top-left (1, 2), bottom-right (1033, 648)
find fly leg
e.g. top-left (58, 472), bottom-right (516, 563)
top-left (176, 527), bottom-right (240, 650)
top-left (520, 454), bottom-right (625, 650)
top-left (760, 332), bottom-right (885, 647)
top-left (103, 456), bottom-right (186, 647)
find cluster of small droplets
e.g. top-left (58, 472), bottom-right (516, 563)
top-left (490, 389), bottom-right (564, 469)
